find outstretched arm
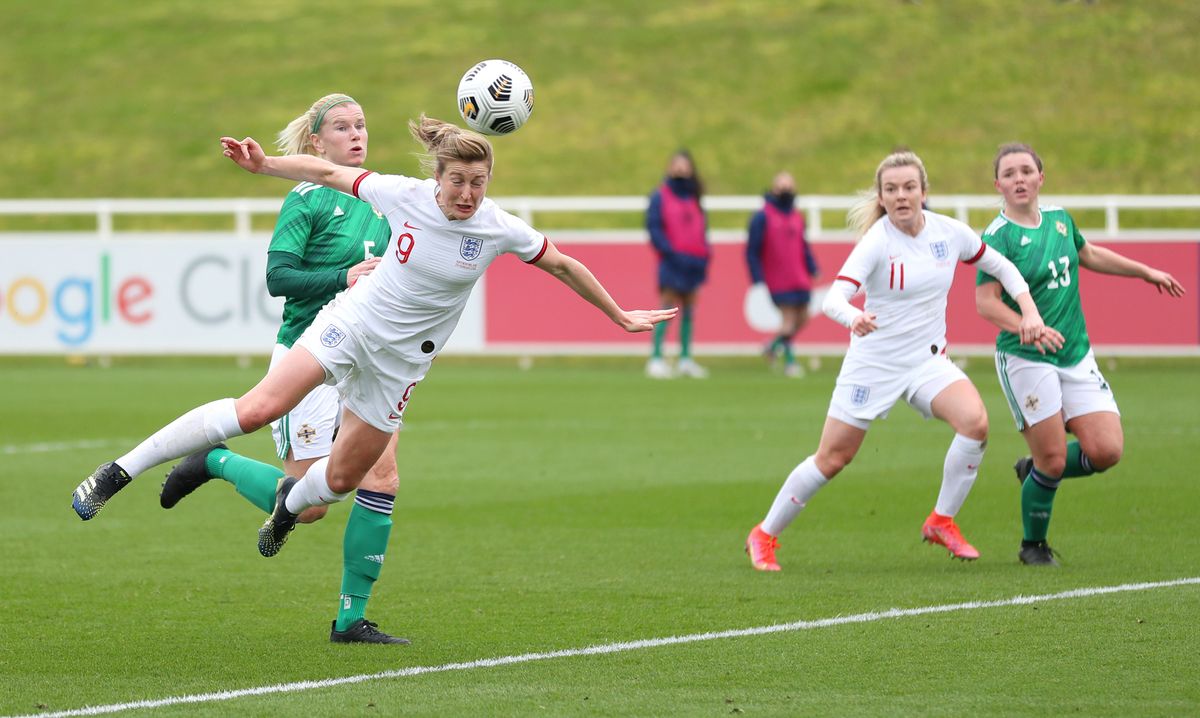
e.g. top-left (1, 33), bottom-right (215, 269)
top-left (220, 137), bottom-right (365, 195)
top-left (532, 240), bottom-right (677, 332)
top-left (971, 245), bottom-right (1058, 347)
top-left (975, 281), bottom-right (1064, 354)
top-left (1078, 243), bottom-right (1186, 297)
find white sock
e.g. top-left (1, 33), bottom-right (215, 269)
top-left (761, 456), bottom-right (829, 537)
top-left (934, 434), bottom-right (986, 517)
top-left (284, 457), bottom-right (351, 514)
top-left (116, 398), bottom-right (243, 477)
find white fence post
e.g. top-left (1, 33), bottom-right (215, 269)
top-left (235, 200), bottom-right (252, 239)
top-left (97, 200), bottom-right (113, 241)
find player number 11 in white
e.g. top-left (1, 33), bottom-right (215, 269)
top-left (1046, 255), bottom-right (1071, 289)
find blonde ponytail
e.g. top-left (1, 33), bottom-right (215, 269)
top-left (407, 114), bottom-right (493, 176)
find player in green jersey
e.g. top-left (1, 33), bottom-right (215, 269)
top-left (160, 94), bottom-right (406, 643)
top-left (975, 142), bottom-right (1185, 566)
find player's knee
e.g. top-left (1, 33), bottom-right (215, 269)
top-left (1037, 453), bottom-right (1067, 478)
top-left (297, 505), bottom-right (328, 524)
top-left (325, 469), bottom-right (363, 495)
top-left (1089, 443), bottom-right (1123, 471)
top-left (952, 404), bottom-right (988, 441)
top-left (817, 449), bottom-right (853, 478)
top-left (360, 470), bottom-right (399, 495)
top-left (235, 397), bottom-right (279, 432)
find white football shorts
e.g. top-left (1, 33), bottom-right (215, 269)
top-left (828, 353), bottom-right (969, 430)
top-left (295, 301), bottom-right (430, 434)
top-left (995, 349), bottom-right (1119, 431)
top-left (269, 343), bottom-right (341, 461)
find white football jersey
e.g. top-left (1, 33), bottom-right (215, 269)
top-left (835, 211), bottom-right (986, 372)
top-left (341, 171), bottom-right (547, 362)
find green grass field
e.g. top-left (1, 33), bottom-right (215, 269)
top-left (2, 356), bottom-right (1198, 716)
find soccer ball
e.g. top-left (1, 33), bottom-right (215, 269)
top-left (456, 59), bottom-right (534, 135)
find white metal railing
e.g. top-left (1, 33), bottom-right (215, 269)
top-left (1, 195), bottom-right (1199, 240)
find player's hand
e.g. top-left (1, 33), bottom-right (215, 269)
top-left (1017, 311), bottom-right (1046, 347)
top-left (220, 136), bottom-right (268, 173)
top-left (619, 307), bottom-right (678, 332)
top-left (850, 312), bottom-right (877, 337)
top-left (1031, 326), bottom-right (1065, 355)
top-left (1145, 269), bottom-right (1186, 297)
top-left (347, 257), bottom-right (382, 288)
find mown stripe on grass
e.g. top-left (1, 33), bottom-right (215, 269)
top-left (1, 439), bottom-right (127, 455)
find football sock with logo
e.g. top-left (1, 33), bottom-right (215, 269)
top-left (116, 398), bottom-right (244, 477)
top-left (934, 433), bottom-right (986, 517)
top-left (1061, 440), bottom-right (1099, 478)
top-left (205, 449), bottom-right (281, 514)
top-left (651, 310), bottom-right (668, 359)
top-left (335, 491), bottom-right (394, 631)
top-left (285, 457), bottom-right (351, 514)
top-left (679, 307), bottom-right (694, 359)
top-left (762, 455), bottom-right (829, 537)
top-left (1021, 466), bottom-right (1060, 542)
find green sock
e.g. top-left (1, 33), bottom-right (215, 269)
top-left (780, 337), bottom-right (795, 364)
top-left (1021, 470), bottom-right (1058, 542)
top-left (205, 448), bottom-right (282, 514)
top-left (679, 308), bottom-right (694, 359)
top-left (1062, 441), bottom-right (1098, 478)
top-left (335, 495), bottom-right (393, 631)
top-left (651, 316), bottom-right (667, 359)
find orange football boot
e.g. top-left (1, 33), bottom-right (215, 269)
top-left (921, 512), bottom-right (980, 561)
top-left (745, 523), bottom-right (782, 571)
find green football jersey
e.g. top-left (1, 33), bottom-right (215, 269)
top-left (270, 182), bottom-right (391, 347)
top-left (976, 206), bottom-right (1090, 366)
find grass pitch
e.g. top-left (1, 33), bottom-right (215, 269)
top-left (1, 356), bottom-right (1198, 716)
top-left (6, 1), bottom-right (1199, 203)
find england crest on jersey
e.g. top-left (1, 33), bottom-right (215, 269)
top-left (851, 385), bottom-right (870, 406)
top-left (320, 324), bottom-right (346, 348)
top-left (930, 240), bottom-right (949, 261)
top-left (460, 236), bottom-right (484, 261)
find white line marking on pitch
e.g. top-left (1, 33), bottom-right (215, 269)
top-left (9, 577), bottom-right (1198, 718)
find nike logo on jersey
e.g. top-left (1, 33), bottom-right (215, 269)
top-left (404, 220), bottom-right (421, 231)
top-left (388, 412), bottom-right (401, 420)
top-left (333, 206), bottom-right (344, 217)
top-left (888, 254), bottom-right (901, 260)
top-left (1020, 236), bottom-right (1032, 246)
